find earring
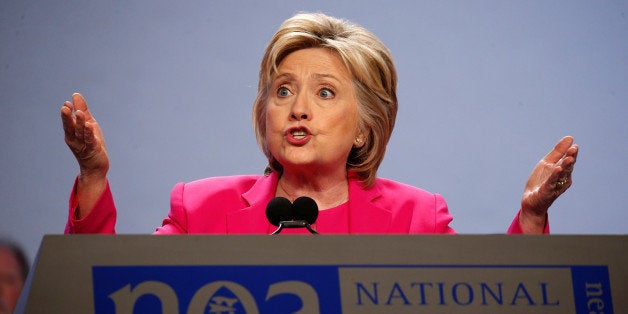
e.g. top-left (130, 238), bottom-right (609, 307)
top-left (354, 137), bottom-right (363, 146)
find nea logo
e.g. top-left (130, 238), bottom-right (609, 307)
top-left (108, 281), bottom-right (257, 313)
top-left (108, 280), bottom-right (318, 313)
top-left (92, 266), bottom-right (341, 313)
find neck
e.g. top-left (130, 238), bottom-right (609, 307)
top-left (277, 168), bottom-right (349, 210)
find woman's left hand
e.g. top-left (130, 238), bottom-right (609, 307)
top-left (519, 136), bottom-right (579, 233)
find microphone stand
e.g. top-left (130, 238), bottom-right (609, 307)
top-left (271, 220), bottom-right (319, 235)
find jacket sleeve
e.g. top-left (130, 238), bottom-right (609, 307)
top-left (154, 182), bottom-right (188, 234)
top-left (506, 210), bottom-right (550, 234)
top-left (433, 193), bottom-right (456, 234)
top-left (407, 192), bottom-right (456, 234)
top-left (64, 177), bottom-right (116, 234)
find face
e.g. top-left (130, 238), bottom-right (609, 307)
top-left (0, 248), bottom-right (23, 314)
top-left (265, 48), bottom-right (363, 175)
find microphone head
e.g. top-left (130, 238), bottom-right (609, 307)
top-left (266, 197), bottom-right (292, 226)
top-left (292, 196), bottom-right (319, 224)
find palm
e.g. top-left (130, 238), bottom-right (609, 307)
top-left (521, 136), bottom-right (578, 216)
top-left (61, 93), bottom-right (109, 177)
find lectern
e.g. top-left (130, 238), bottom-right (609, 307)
top-left (17, 235), bottom-right (626, 313)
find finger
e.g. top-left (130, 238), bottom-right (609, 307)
top-left (61, 102), bottom-right (77, 137)
top-left (567, 144), bottom-right (579, 160)
top-left (558, 144), bottom-right (578, 172)
top-left (558, 159), bottom-right (574, 178)
top-left (72, 93), bottom-right (94, 121)
top-left (543, 136), bottom-right (574, 163)
top-left (79, 121), bottom-right (105, 161)
top-left (61, 104), bottom-right (84, 153)
top-left (544, 166), bottom-right (571, 194)
top-left (555, 156), bottom-right (576, 189)
top-left (546, 165), bottom-right (564, 186)
top-left (75, 109), bottom-right (86, 142)
top-left (83, 121), bottom-right (97, 147)
top-left (560, 157), bottom-right (576, 174)
top-left (62, 100), bottom-right (74, 111)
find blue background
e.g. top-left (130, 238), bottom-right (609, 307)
top-left (1, 1), bottom-right (627, 264)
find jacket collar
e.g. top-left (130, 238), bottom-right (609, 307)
top-left (227, 172), bottom-right (392, 233)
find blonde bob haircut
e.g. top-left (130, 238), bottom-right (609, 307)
top-left (253, 12), bottom-right (398, 188)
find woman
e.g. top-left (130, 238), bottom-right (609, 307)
top-left (61, 13), bottom-right (578, 235)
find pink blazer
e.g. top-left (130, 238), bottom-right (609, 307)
top-left (65, 172), bottom-right (531, 234)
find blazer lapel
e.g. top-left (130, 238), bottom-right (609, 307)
top-left (347, 176), bottom-right (392, 233)
top-left (226, 172), bottom-right (279, 234)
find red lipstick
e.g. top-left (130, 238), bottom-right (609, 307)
top-left (285, 127), bottom-right (311, 146)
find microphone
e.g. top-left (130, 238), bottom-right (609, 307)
top-left (293, 196), bottom-right (318, 225)
top-left (266, 196), bottom-right (319, 234)
top-left (265, 197), bottom-right (293, 227)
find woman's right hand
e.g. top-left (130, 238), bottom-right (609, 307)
top-left (60, 93), bottom-right (110, 218)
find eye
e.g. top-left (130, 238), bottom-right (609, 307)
top-left (318, 88), bottom-right (335, 99)
top-left (277, 86), bottom-right (292, 97)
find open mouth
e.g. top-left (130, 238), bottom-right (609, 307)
top-left (285, 127), bottom-right (311, 145)
top-left (291, 129), bottom-right (308, 139)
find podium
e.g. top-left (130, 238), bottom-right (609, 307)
top-left (18, 234), bottom-right (627, 313)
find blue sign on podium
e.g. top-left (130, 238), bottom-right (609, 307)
top-left (92, 264), bottom-right (613, 313)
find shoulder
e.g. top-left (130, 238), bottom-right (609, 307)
top-left (372, 177), bottom-right (438, 199)
top-left (173, 175), bottom-right (265, 198)
top-left (185, 174), bottom-right (263, 188)
top-left (164, 174), bottom-right (270, 234)
top-left (369, 177), bottom-right (453, 233)
top-left (368, 177), bottom-right (446, 211)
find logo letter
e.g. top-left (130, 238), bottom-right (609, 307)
top-left (266, 281), bottom-right (320, 313)
top-left (187, 281), bottom-right (259, 314)
top-left (108, 281), bottom-right (179, 314)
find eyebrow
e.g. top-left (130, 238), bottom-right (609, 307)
top-left (273, 72), bottom-right (342, 83)
top-left (312, 73), bottom-right (340, 81)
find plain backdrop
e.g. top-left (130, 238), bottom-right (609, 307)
top-left (1, 0), bottom-right (626, 265)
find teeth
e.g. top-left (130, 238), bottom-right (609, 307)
top-left (291, 130), bottom-right (307, 137)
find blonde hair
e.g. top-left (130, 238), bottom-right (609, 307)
top-left (253, 12), bottom-right (398, 187)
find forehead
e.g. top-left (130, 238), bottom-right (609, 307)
top-left (275, 48), bottom-right (352, 81)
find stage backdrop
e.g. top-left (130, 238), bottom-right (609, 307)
top-left (1, 0), bottom-right (626, 263)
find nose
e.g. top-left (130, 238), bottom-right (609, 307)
top-left (289, 93), bottom-right (311, 121)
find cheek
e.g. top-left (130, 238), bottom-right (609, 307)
top-left (264, 110), bottom-right (284, 148)
top-left (265, 104), bottom-right (285, 127)
top-left (264, 108), bottom-right (280, 133)
top-left (335, 108), bottom-right (360, 136)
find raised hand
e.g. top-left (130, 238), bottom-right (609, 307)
top-left (520, 136), bottom-right (579, 233)
top-left (60, 93), bottom-right (110, 218)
